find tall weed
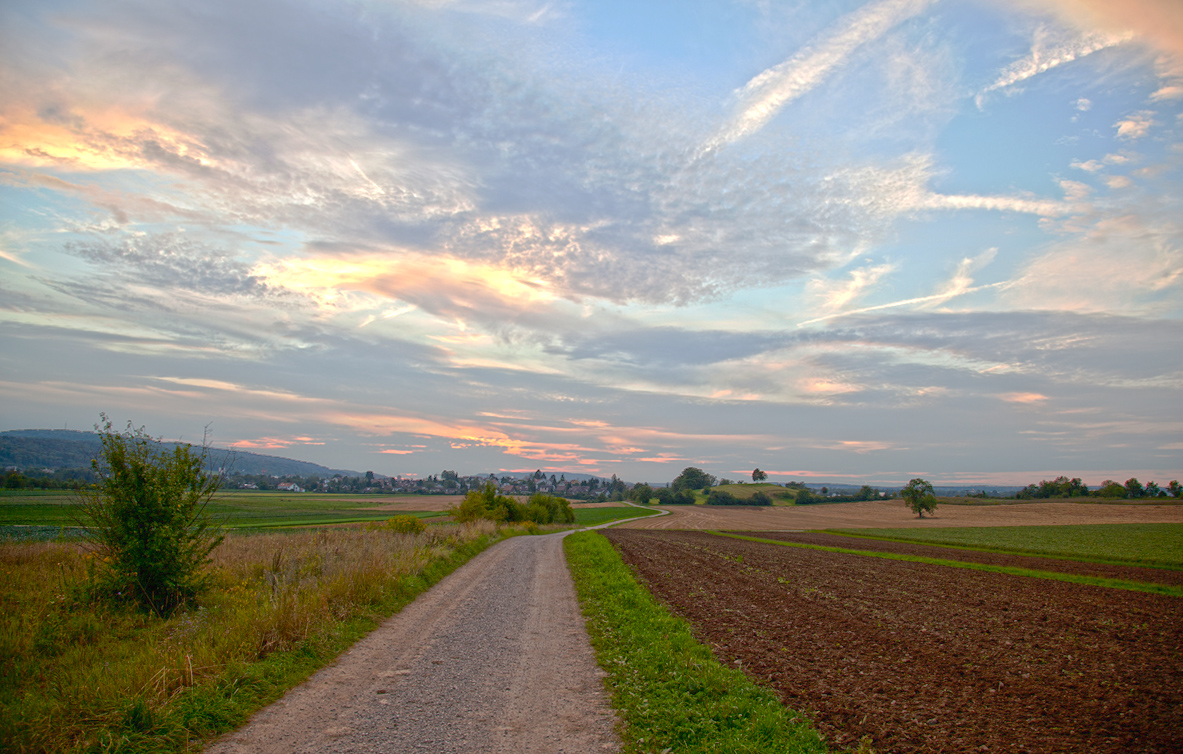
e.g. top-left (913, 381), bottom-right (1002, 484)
top-left (0, 520), bottom-right (498, 753)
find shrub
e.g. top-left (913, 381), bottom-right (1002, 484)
top-left (75, 417), bottom-right (224, 616)
top-left (366, 515), bottom-right (426, 535)
top-left (706, 489), bottom-right (741, 506)
top-left (749, 490), bottom-right (773, 506)
top-left (450, 483), bottom-right (574, 525)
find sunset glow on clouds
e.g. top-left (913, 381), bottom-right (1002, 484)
top-left (1, 0), bottom-right (1180, 485)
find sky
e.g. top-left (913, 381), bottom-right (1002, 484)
top-left (1, 0), bottom-right (1181, 486)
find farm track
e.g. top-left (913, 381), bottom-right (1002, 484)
top-left (206, 533), bottom-right (619, 754)
top-left (603, 529), bottom-right (1183, 754)
top-left (737, 531), bottom-right (1183, 587)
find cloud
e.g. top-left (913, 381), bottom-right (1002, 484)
top-left (807, 262), bottom-right (897, 312)
top-left (705, 0), bottom-right (937, 150)
top-left (975, 26), bottom-right (1133, 108)
top-left (1020, 0), bottom-right (1183, 72)
top-left (1114, 111), bottom-right (1156, 140)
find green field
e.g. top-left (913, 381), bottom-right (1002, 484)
top-left (707, 483), bottom-right (796, 503)
top-left (0, 490), bottom-right (438, 529)
top-left (571, 506), bottom-right (660, 527)
top-left (0, 492), bottom-right (656, 536)
top-left (827, 523), bottom-right (1183, 569)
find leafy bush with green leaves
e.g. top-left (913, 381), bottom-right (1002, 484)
top-left (450, 483), bottom-right (574, 525)
top-left (365, 515), bottom-right (426, 535)
top-left (76, 418), bottom-right (224, 616)
top-left (653, 487), bottom-right (697, 505)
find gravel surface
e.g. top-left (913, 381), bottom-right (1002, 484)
top-left (206, 532), bottom-right (620, 754)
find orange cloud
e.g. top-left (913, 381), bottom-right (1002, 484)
top-left (1020, 0), bottom-right (1183, 73)
top-left (1000, 392), bottom-right (1049, 403)
top-left (0, 104), bottom-right (210, 172)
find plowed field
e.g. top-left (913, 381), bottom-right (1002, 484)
top-left (603, 529), bottom-right (1183, 754)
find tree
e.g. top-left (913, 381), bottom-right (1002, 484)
top-left (628, 483), bottom-right (654, 504)
top-left (1094, 480), bottom-right (1125, 498)
top-left (900, 478), bottom-right (937, 518)
top-left (752, 468), bottom-right (767, 482)
top-left (1168, 480), bottom-right (1182, 499)
top-left (671, 467), bottom-right (716, 493)
top-left (76, 417), bottom-right (224, 616)
top-left (1124, 478), bottom-right (1145, 499)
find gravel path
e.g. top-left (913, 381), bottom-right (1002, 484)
top-left (205, 532), bottom-right (620, 754)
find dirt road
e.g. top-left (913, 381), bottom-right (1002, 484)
top-left (617, 499), bottom-right (1183, 530)
top-left (205, 533), bottom-right (620, 754)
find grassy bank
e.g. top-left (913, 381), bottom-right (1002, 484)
top-left (1, 521), bottom-right (502, 753)
top-left (564, 530), bottom-right (830, 754)
top-left (825, 523), bottom-right (1183, 569)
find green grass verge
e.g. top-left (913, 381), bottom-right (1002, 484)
top-left (564, 531), bottom-right (830, 754)
top-left (823, 523), bottom-right (1183, 569)
top-left (712, 532), bottom-right (1183, 598)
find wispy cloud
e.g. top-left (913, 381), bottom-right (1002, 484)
top-left (705, 0), bottom-right (937, 150)
top-left (975, 26), bottom-right (1133, 108)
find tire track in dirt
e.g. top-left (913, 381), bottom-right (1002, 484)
top-left (205, 533), bottom-right (620, 754)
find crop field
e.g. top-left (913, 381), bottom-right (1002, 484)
top-left (826, 523), bottom-right (1183, 568)
top-left (618, 498), bottom-right (1183, 530)
top-left (603, 529), bottom-right (1182, 754)
top-left (0, 490), bottom-right (440, 529)
top-left (0, 491), bottom-right (651, 534)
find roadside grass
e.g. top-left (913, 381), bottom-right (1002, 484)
top-left (712, 531), bottom-right (1183, 598)
top-left (0, 520), bottom-right (504, 753)
top-left (564, 531), bottom-right (830, 754)
top-left (824, 523), bottom-right (1183, 569)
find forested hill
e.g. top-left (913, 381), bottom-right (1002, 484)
top-left (0, 429), bottom-right (359, 477)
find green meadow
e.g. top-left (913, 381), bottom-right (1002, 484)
top-left (826, 523), bottom-right (1183, 569)
top-left (0, 491), bottom-right (655, 535)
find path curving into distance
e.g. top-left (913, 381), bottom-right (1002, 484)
top-left (205, 532), bottom-right (620, 754)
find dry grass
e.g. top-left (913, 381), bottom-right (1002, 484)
top-left (0, 520), bottom-right (499, 753)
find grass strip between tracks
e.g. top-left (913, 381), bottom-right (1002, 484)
top-left (564, 530), bottom-right (832, 754)
top-left (820, 523), bottom-right (1183, 570)
top-left (710, 531), bottom-right (1183, 598)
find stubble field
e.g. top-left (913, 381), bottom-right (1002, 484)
top-left (603, 529), bottom-right (1183, 754)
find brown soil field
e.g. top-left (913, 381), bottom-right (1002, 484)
top-left (746, 531), bottom-right (1183, 588)
top-left (603, 529), bottom-right (1183, 754)
top-left (616, 499), bottom-right (1183, 530)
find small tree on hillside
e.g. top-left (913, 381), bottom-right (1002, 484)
top-left (752, 468), bottom-right (767, 482)
top-left (671, 467), bottom-right (716, 493)
top-left (900, 478), bottom-right (937, 518)
top-left (77, 416), bottom-right (225, 616)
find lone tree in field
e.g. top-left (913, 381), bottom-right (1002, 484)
top-left (752, 468), bottom-right (767, 482)
top-left (77, 416), bottom-right (224, 616)
top-left (900, 478), bottom-right (937, 518)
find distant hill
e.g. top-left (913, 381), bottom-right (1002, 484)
top-left (0, 429), bottom-right (360, 478)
